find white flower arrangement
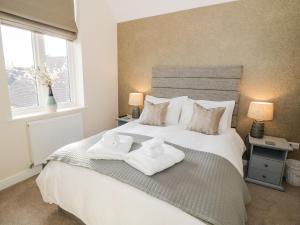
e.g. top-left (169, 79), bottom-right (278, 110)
top-left (25, 64), bottom-right (66, 88)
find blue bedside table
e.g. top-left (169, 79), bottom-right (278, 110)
top-left (245, 135), bottom-right (293, 191)
top-left (116, 116), bottom-right (138, 126)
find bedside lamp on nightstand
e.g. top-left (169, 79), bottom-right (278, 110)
top-left (129, 93), bottom-right (143, 118)
top-left (248, 101), bottom-right (274, 138)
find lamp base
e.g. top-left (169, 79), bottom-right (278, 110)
top-left (132, 106), bottom-right (140, 119)
top-left (250, 121), bottom-right (264, 139)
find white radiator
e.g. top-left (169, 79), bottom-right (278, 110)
top-left (27, 113), bottom-right (84, 166)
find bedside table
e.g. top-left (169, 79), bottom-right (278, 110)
top-left (245, 135), bottom-right (293, 191)
top-left (116, 116), bottom-right (138, 126)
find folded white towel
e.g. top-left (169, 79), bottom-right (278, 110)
top-left (125, 141), bottom-right (185, 176)
top-left (87, 133), bottom-right (133, 160)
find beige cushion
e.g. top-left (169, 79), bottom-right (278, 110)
top-left (139, 101), bottom-right (169, 126)
top-left (187, 103), bottom-right (225, 135)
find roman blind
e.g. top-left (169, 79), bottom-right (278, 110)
top-left (0, 0), bottom-right (77, 40)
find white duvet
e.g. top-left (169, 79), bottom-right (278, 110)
top-left (37, 122), bottom-right (245, 225)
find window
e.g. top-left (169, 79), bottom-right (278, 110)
top-left (0, 24), bottom-right (80, 117)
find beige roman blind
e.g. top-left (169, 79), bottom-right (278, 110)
top-left (0, 0), bottom-right (77, 40)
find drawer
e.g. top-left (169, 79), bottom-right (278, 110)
top-left (249, 156), bottom-right (283, 173)
top-left (248, 167), bottom-right (281, 185)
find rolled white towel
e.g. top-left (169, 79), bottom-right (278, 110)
top-left (102, 131), bottom-right (120, 148)
top-left (125, 143), bottom-right (185, 176)
top-left (143, 138), bottom-right (165, 158)
top-left (142, 137), bottom-right (164, 148)
top-left (87, 133), bottom-right (133, 160)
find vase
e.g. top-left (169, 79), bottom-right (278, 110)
top-left (47, 86), bottom-right (57, 113)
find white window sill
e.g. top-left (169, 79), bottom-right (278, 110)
top-left (10, 106), bottom-right (87, 122)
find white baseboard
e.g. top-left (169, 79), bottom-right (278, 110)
top-left (0, 166), bottom-right (42, 191)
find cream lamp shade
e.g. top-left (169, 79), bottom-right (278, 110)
top-left (247, 101), bottom-right (274, 121)
top-left (128, 93), bottom-right (143, 106)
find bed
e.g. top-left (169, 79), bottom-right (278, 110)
top-left (37, 65), bottom-right (249, 225)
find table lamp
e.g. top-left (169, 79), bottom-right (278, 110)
top-left (247, 101), bottom-right (274, 138)
top-left (129, 93), bottom-right (143, 118)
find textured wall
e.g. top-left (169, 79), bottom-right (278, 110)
top-left (118, 0), bottom-right (300, 159)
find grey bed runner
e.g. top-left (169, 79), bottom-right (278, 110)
top-left (47, 133), bottom-right (251, 225)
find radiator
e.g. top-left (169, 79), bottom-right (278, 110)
top-left (27, 113), bottom-right (84, 166)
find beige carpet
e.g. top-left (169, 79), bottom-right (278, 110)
top-left (0, 176), bottom-right (299, 225)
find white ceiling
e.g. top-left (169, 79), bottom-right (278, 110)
top-left (106, 0), bottom-right (238, 23)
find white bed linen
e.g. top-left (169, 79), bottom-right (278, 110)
top-left (37, 122), bottom-right (245, 225)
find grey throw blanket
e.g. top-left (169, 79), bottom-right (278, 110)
top-left (47, 133), bottom-right (251, 225)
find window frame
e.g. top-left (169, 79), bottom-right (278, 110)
top-left (0, 24), bottom-right (80, 118)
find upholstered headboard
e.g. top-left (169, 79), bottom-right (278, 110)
top-left (150, 65), bottom-right (242, 127)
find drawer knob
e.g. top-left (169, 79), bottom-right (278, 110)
top-left (262, 175), bottom-right (267, 179)
top-left (264, 164), bottom-right (269, 168)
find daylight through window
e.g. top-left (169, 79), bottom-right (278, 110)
top-left (0, 24), bottom-right (78, 116)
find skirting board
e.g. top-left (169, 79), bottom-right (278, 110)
top-left (0, 165), bottom-right (42, 191)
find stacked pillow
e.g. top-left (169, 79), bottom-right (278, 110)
top-left (179, 99), bottom-right (235, 134)
top-left (139, 101), bottom-right (169, 126)
top-left (139, 95), bottom-right (235, 135)
top-left (139, 95), bottom-right (188, 126)
top-left (186, 103), bottom-right (225, 135)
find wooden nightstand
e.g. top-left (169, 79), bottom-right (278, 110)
top-left (245, 135), bottom-right (293, 191)
top-left (116, 116), bottom-right (138, 126)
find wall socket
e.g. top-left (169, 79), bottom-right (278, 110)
top-left (289, 142), bottom-right (300, 150)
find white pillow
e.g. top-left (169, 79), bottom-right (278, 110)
top-left (140, 95), bottom-right (188, 125)
top-left (179, 99), bottom-right (195, 127)
top-left (179, 99), bottom-right (235, 133)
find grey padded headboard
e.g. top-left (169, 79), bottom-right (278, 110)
top-left (150, 65), bottom-right (242, 127)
